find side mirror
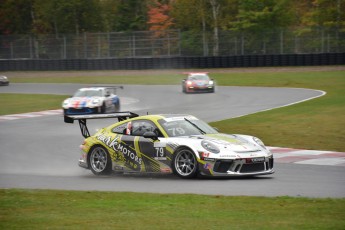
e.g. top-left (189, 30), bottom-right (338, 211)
top-left (143, 131), bottom-right (158, 140)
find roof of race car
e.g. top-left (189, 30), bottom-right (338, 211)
top-left (108, 114), bottom-right (198, 126)
top-left (185, 73), bottom-right (210, 81)
top-left (77, 87), bottom-right (106, 91)
top-left (183, 72), bottom-right (209, 75)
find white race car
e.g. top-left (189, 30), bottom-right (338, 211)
top-left (64, 112), bottom-right (274, 178)
top-left (62, 87), bottom-right (122, 115)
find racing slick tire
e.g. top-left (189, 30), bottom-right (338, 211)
top-left (172, 147), bottom-right (198, 179)
top-left (114, 101), bottom-right (121, 112)
top-left (100, 103), bottom-right (106, 113)
top-left (88, 145), bottom-right (112, 175)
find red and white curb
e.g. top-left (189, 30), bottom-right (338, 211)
top-left (0, 109), bottom-right (62, 121)
top-left (269, 147), bottom-right (345, 167)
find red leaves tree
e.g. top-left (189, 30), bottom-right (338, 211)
top-left (147, 0), bottom-right (174, 37)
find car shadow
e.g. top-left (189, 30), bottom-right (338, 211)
top-left (80, 172), bottom-right (274, 181)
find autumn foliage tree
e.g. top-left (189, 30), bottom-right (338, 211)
top-left (147, 0), bottom-right (174, 37)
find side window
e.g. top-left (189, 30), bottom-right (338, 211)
top-left (131, 120), bottom-right (162, 137)
top-left (111, 122), bottom-right (128, 134)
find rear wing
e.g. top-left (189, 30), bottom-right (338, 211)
top-left (64, 112), bottom-right (139, 138)
top-left (103, 86), bottom-right (123, 96)
top-left (182, 72), bottom-right (209, 75)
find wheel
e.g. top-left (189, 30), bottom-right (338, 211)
top-left (88, 146), bottom-right (112, 175)
top-left (100, 103), bottom-right (106, 113)
top-left (172, 148), bottom-right (198, 178)
top-left (182, 83), bottom-right (186, 93)
top-left (114, 101), bottom-right (121, 112)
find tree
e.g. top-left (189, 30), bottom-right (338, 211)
top-left (147, 0), bottom-right (174, 37)
top-left (42, 0), bottom-right (104, 35)
top-left (104, 0), bottom-right (148, 31)
top-left (300, 0), bottom-right (345, 30)
top-left (230, 0), bottom-right (293, 32)
top-left (0, 0), bottom-right (33, 35)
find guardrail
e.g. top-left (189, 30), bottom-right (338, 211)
top-left (1, 53), bottom-right (344, 71)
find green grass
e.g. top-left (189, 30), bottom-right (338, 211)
top-left (1, 189), bottom-right (345, 230)
top-left (0, 94), bottom-right (68, 115)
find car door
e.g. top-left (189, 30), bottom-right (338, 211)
top-left (112, 119), bottom-right (172, 173)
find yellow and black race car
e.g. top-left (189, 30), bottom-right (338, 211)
top-left (64, 112), bottom-right (274, 179)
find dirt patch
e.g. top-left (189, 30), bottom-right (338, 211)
top-left (3, 65), bottom-right (344, 78)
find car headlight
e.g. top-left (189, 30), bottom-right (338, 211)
top-left (62, 99), bottom-right (69, 106)
top-left (253, 137), bottom-right (266, 148)
top-left (201, 140), bottom-right (220, 153)
top-left (209, 80), bottom-right (214, 85)
top-left (92, 99), bottom-right (100, 104)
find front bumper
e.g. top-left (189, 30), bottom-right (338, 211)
top-left (200, 156), bottom-right (274, 177)
top-left (0, 81), bottom-right (9, 86)
top-left (186, 86), bottom-right (214, 93)
top-left (78, 159), bottom-right (89, 169)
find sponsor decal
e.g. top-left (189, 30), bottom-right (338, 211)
top-left (204, 163), bottom-right (212, 169)
top-left (203, 157), bottom-right (215, 162)
top-left (154, 142), bottom-right (166, 148)
top-left (202, 152), bottom-right (210, 158)
top-left (199, 152), bottom-right (213, 161)
top-left (160, 167), bottom-right (172, 173)
top-left (164, 115), bottom-right (197, 122)
top-left (251, 157), bottom-right (265, 163)
top-left (96, 133), bottom-right (142, 166)
top-left (154, 157), bottom-right (167, 160)
top-left (219, 155), bottom-right (236, 158)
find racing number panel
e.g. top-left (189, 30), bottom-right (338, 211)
top-left (118, 135), bottom-right (171, 173)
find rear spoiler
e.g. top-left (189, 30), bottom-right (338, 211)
top-left (182, 72), bottom-right (209, 75)
top-left (64, 112), bottom-right (139, 138)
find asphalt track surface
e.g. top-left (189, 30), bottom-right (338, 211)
top-left (1, 83), bottom-right (345, 198)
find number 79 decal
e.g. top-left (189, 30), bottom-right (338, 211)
top-left (154, 147), bottom-right (167, 160)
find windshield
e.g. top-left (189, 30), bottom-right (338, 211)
top-left (158, 116), bottom-right (218, 137)
top-left (188, 74), bottom-right (209, 81)
top-left (73, 89), bottom-right (103, 97)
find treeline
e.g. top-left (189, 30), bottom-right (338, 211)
top-left (1, 0), bottom-right (344, 36)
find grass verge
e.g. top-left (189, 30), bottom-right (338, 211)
top-left (0, 94), bottom-right (68, 115)
top-left (1, 189), bottom-right (345, 230)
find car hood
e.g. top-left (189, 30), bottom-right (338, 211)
top-left (193, 133), bottom-right (261, 152)
top-left (67, 97), bottom-right (101, 102)
top-left (192, 80), bottom-right (209, 85)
